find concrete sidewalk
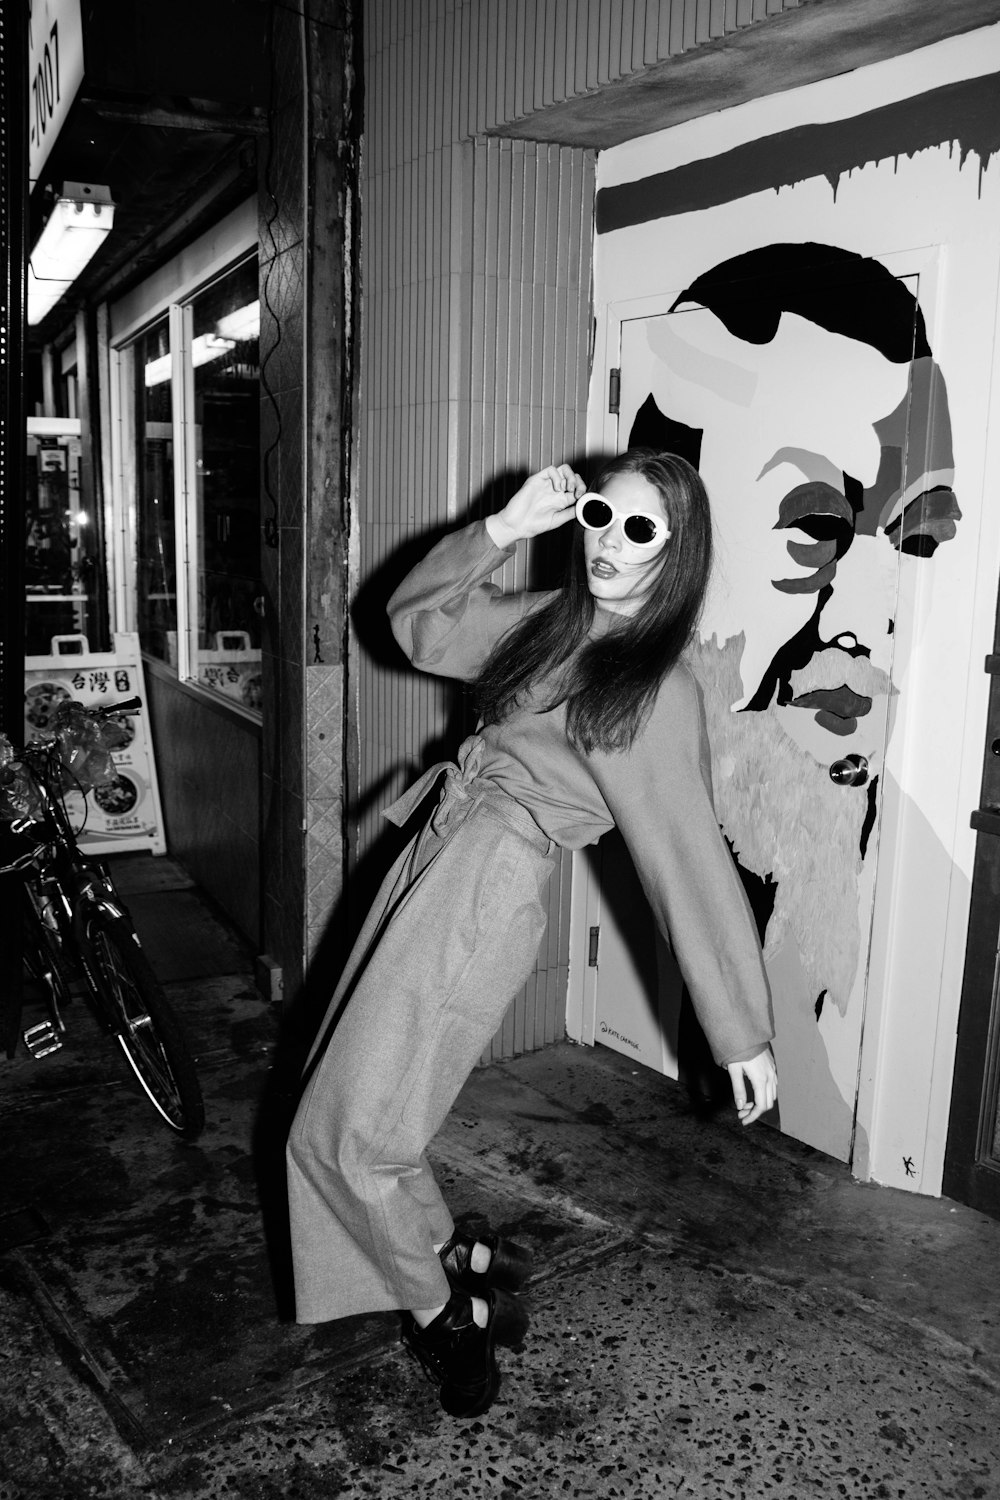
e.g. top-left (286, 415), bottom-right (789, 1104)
top-left (1, 855), bottom-right (998, 1499)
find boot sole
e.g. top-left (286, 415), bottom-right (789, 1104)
top-left (440, 1233), bottom-right (534, 1296)
top-left (401, 1291), bottom-right (515, 1417)
top-left (439, 1365), bottom-right (501, 1418)
top-left (492, 1287), bottom-right (530, 1347)
top-left (488, 1240), bottom-right (533, 1293)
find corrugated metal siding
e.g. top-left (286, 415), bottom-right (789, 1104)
top-left (357, 122), bottom-right (593, 1060)
top-left (368, 0), bottom-right (801, 143)
top-left (358, 0), bottom-right (799, 1058)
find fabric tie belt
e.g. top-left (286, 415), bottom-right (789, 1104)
top-left (383, 734), bottom-right (552, 854)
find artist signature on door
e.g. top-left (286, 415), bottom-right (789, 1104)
top-left (599, 1021), bottom-right (640, 1052)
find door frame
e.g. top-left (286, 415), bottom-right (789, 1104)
top-left (944, 618), bottom-right (1000, 1216)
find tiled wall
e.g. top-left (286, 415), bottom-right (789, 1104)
top-left (359, 5), bottom-right (598, 1060)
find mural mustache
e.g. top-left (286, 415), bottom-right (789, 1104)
top-left (786, 646), bottom-right (894, 734)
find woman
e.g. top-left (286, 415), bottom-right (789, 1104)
top-left (286, 451), bottom-right (777, 1420)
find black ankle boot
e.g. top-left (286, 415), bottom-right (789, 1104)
top-left (401, 1288), bottom-right (528, 1418)
top-left (438, 1229), bottom-right (533, 1295)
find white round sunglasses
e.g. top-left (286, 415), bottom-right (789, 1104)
top-left (574, 492), bottom-right (671, 548)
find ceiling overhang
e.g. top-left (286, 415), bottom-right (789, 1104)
top-left (27, 0), bottom-right (268, 347)
top-left (487, 0), bottom-right (1000, 149)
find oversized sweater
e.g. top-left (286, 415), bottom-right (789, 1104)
top-left (387, 519), bottom-right (773, 1069)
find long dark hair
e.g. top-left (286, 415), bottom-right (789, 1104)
top-left (474, 449), bottom-right (713, 753)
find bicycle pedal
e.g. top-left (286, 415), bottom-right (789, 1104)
top-left (23, 1020), bottom-right (64, 1058)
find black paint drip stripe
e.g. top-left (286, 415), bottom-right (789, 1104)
top-left (596, 72), bottom-right (1000, 235)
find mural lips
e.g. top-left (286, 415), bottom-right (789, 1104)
top-left (788, 685), bottom-right (872, 736)
top-left (785, 648), bottom-right (892, 736)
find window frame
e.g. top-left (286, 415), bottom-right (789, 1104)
top-left (107, 201), bottom-right (259, 721)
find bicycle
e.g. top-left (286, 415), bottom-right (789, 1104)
top-left (0, 697), bottom-right (205, 1138)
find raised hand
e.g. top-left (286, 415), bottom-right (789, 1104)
top-left (485, 464), bottom-right (587, 548)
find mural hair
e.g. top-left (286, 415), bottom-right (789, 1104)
top-left (474, 449), bottom-right (713, 754)
top-left (673, 243), bottom-right (931, 364)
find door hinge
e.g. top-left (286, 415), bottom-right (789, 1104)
top-left (608, 367), bottom-right (620, 415)
top-left (588, 925), bottom-right (600, 967)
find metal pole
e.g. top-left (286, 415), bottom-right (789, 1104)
top-left (0, 0), bottom-right (28, 1055)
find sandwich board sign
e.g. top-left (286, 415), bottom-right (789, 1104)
top-left (24, 631), bottom-right (167, 856)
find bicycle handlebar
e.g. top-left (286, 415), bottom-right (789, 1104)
top-left (95, 697), bottom-right (142, 716)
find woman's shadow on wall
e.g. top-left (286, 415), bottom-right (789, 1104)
top-left (581, 832), bottom-right (738, 1119)
top-left (251, 468), bottom-right (584, 1319)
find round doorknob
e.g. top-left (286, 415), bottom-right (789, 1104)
top-left (829, 753), bottom-right (869, 787)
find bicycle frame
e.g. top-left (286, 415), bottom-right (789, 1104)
top-left (17, 758), bottom-right (133, 1047)
top-left (3, 699), bottom-right (205, 1135)
top-left (4, 702), bottom-right (140, 1054)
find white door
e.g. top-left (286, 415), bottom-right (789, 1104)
top-left (584, 263), bottom-right (957, 1163)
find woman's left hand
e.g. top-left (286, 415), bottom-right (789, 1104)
top-left (727, 1049), bottom-right (777, 1126)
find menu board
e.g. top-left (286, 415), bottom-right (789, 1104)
top-left (24, 632), bottom-right (166, 855)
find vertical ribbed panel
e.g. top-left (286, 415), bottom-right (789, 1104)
top-left (369, 0), bottom-right (802, 146)
top-left (359, 4), bottom-right (600, 1062)
top-left (358, 0), bottom-right (796, 1059)
top-left (357, 117), bottom-right (594, 1063)
top-left (462, 137), bottom-right (594, 1059)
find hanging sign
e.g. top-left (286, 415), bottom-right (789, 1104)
top-left (28, 0), bottom-right (85, 186)
top-left (24, 632), bottom-right (167, 856)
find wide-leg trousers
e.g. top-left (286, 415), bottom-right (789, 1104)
top-left (285, 746), bottom-right (556, 1323)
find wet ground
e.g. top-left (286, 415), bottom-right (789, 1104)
top-left (1, 855), bottom-right (999, 1499)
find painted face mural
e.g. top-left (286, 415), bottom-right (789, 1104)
top-left (622, 244), bottom-right (961, 1141)
top-left (632, 245), bottom-right (960, 758)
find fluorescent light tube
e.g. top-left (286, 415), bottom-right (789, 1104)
top-left (27, 186), bottom-right (115, 325)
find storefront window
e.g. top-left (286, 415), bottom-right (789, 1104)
top-left (134, 317), bottom-right (175, 663)
top-left (190, 259), bottom-right (261, 711)
top-left (25, 422), bottom-right (106, 656)
top-left (120, 256), bottom-right (260, 716)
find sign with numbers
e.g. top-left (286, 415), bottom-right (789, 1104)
top-left (28, 0), bottom-right (85, 186)
top-left (24, 632), bottom-right (167, 856)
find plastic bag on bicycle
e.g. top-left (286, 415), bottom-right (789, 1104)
top-left (50, 702), bottom-right (131, 795)
top-left (0, 734), bottom-right (44, 823)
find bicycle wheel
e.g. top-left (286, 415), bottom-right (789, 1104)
top-left (82, 913), bottom-right (205, 1137)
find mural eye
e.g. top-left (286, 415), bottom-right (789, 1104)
top-left (773, 483), bottom-right (855, 595)
top-left (885, 486), bottom-right (961, 558)
top-left (788, 514), bottom-right (847, 542)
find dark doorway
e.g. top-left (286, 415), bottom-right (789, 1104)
top-left (944, 592), bottom-right (1000, 1219)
